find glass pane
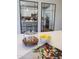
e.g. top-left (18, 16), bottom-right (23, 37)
top-left (41, 3), bottom-right (56, 32)
top-left (20, 1), bottom-right (38, 34)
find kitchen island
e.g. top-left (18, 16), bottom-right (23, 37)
top-left (17, 31), bottom-right (62, 59)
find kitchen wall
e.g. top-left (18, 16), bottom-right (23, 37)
top-left (17, 0), bottom-right (21, 34)
top-left (17, 0), bottom-right (62, 34)
top-left (54, 0), bottom-right (62, 31)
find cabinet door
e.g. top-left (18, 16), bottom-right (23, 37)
top-left (20, 1), bottom-right (38, 34)
top-left (41, 3), bottom-right (56, 32)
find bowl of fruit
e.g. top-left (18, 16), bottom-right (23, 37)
top-left (23, 36), bottom-right (39, 46)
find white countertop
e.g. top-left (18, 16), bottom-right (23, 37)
top-left (17, 31), bottom-right (62, 59)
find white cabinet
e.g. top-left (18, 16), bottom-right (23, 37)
top-left (19, 0), bottom-right (56, 34)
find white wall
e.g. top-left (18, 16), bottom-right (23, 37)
top-left (54, 0), bottom-right (62, 30)
top-left (17, 0), bottom-right (62, 34)
top-left (17, 0), bottom-right (21, 34)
